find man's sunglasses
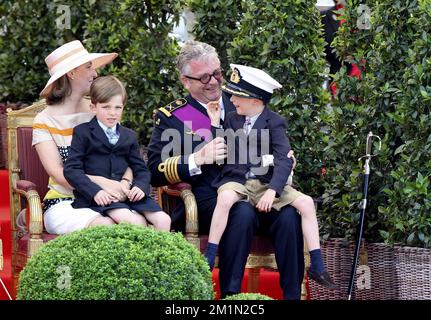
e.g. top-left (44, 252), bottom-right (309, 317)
top-left (184, 68), bottom-right (224, 84)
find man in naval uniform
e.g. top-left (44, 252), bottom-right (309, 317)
top-left (147, 40), bottom-right (305, 299)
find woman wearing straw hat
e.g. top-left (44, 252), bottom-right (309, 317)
top-left (33, 40), bottom-right (133, 234)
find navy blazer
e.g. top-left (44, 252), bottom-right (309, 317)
top-left (64, 116), bottom-right (151, 208)
top-left (147, 93), bottom-right (236, 201)
top-left (212, 107), bottom-right (294, 196)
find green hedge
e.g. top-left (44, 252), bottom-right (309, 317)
top-left (187, 0), bottom-right (244, 71)
top-left (224, 293), bottom-right (273, 300)
top-left (0, 0), bottom-right (93, 103)
top-left (0, 0), bottom-right (184, 143)
top-left (18, 224), bottom-right (214, 300)
top-left (325, 0), bottom-right (431, 246)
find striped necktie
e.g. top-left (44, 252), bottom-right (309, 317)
top-left (243, 118), bottom-right (252, 135)
top-left (106, 127), bottom-right (119, 145)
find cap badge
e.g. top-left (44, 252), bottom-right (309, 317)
top-left (230, 68), bottom-right (241, 84)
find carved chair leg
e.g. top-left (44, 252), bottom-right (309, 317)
top-left (301, 238), bottom-right (311, 300)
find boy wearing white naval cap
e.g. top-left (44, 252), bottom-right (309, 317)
top-left (206, 64), bottom-right (336, 289)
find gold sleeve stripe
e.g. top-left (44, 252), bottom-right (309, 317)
top-left (158, 107), bottom-right (171, 118)
top-left (32, 123), bottom-right (73, 136)
top-left (171, 156), bottom-right (181, 182)
top-left (158, 156), bottom-right (182, 184)
top-left (165, 157), bottom-right (175, 184)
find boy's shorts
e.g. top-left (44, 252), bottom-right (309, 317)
top-left (217, 179), bottom-right (304, 211)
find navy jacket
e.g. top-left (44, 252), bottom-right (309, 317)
top-left (212, 107), bottom-right (293, 196)
top-left (64, 116), bottom-right (151, 208)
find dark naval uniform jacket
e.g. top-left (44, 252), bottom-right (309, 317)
top-left (147, 93), bottom-right (236, 202)
top-left (64, 116), bottom-right (152, 210)
top-left (212, 106), bottom-right (294, 197)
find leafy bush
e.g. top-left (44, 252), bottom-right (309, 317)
top-left (224, 293), bottom-right (273, 300)
top-left (0, 0), bottom-right (93, 103)
top-left (379, 0), bottom-right (431, 247)
top-left (0, 0), bottom-right (184, 144)
top-left (187, 0), bottom-right (244, 71)
top-left (324, 0), bottom-right (431, 246)
top-left (18, 224), bottom-right (214, 300)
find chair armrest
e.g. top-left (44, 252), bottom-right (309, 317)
top-left (159, 183), bottom-right (199, 247)
top-left (13, 179), bottom-right (43, 237)
top-left (16, 180), bottom-right (38, 192)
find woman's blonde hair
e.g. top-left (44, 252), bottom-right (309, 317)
top-left (90, 75), bottom-right (128, 105)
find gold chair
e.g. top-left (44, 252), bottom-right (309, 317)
top-left (157, 168), bottom-right (311, 300)
top-left (7, 100), bottom-right (56, 297)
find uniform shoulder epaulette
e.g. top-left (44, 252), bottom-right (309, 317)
top-left (158, 98), bottom-right (187, 117)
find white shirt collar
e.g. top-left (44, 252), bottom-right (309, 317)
top-left (245, 111), bottom-right (263, 128)
top-left (97, 119), bottom-right (118, 133)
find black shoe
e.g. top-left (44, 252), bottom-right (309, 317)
top-left (308, 269), bottom-right (338, 290)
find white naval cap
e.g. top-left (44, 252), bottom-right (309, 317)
top-left (222, 64), bottom-right (282, 102)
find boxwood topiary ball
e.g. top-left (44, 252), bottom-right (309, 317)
top-left (18, 224), bottom-right (214, 300)
top-left (224, 293), bottom-right (274, 300)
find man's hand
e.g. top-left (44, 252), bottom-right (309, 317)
top-left (128, 186), bottom-right (145, 202)
top-left (256, 189), bottom-right (276, 213)
top-left (207, 101), bottom-right (221, 127)
top-left (94, 190), bottom-right (116, 206)
top-left (194, 137), bottom-right (227, 166)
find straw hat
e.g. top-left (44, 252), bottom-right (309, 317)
top-left (40, 40), bottom-right (118, 96)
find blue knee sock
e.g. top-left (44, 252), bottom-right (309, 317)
top-left (309, 249), bottom-right (326, 274)
top-left (204, 242), bottom-right (218, 271)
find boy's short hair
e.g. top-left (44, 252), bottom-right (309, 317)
top-left (90, 75), bottom-right (127, 105)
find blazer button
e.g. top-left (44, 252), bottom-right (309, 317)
top-left (111, 173), bottom-right (115, 178)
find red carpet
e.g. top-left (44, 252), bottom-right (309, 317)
top-left (212, 268), bottom-right (283, 300)
top-left (0, 169), bottom-right (12, 300)
top-left (0, 169), bottom-right (283, 300)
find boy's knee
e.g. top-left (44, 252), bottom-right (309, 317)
top-left (218, 190), bottom-right (239, 207)
top-left (90, 216), bottom-right (115, 226)
top-left (305, 195), bottom-right (315, 207)
top-left (154, 212), bottom-right (171, 231)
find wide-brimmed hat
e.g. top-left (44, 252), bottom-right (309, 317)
top-left (222, 64), bottom-right (282, 103)
top-left (40, 40), bottom-right (118, 96)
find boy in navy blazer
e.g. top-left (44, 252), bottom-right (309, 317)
top-left (206, 64), bottom-right (336, 289)
top-left (64, 75), bottom-right (170, 231)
